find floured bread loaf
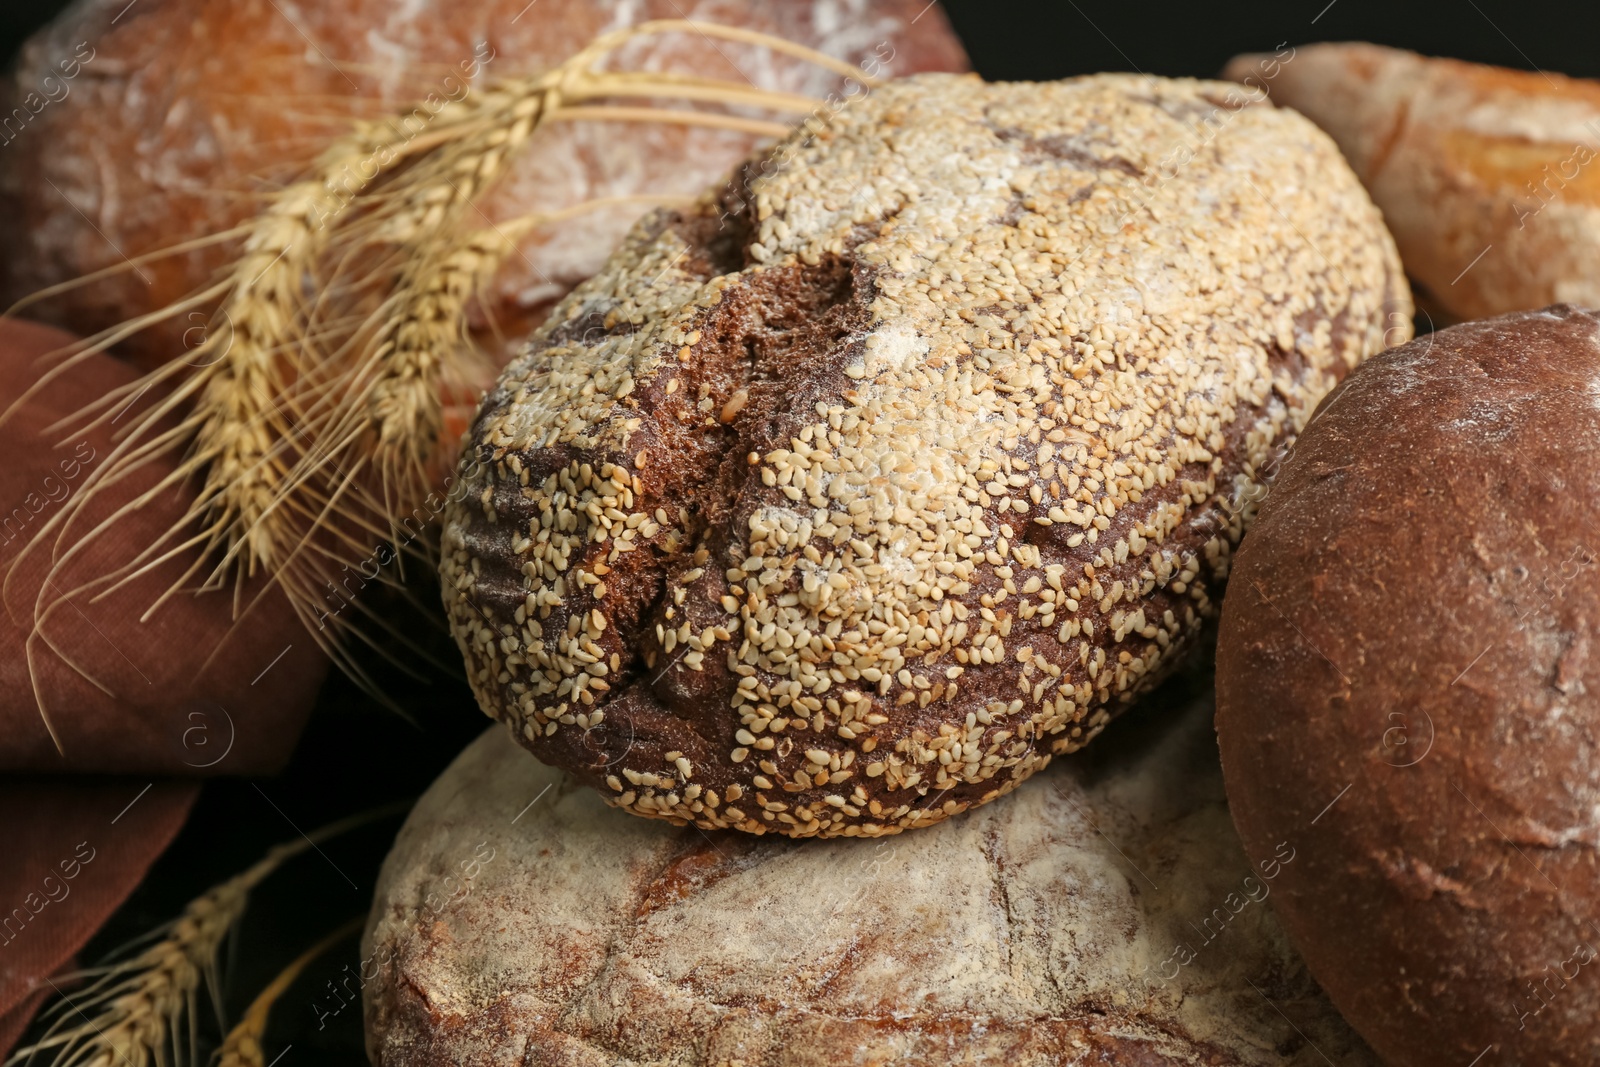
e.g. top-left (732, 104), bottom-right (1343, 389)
top-left (442, 72), bottom-right (1409, 837)
top-left (363, 679), bottom-right (1378, 1067)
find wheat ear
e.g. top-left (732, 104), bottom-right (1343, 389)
top-left (7, 805), bottom-right (407, 1067)
top-left (213, 918), bottom-right (363, 1067)
top-left (18, 20), bottom-right (876, 695)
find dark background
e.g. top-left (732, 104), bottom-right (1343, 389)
top-left (943, 0), bottom-right (1600, 81)
top-left (3, 1), bottom-right (1590, 1065)
top-left (7, 0), bottom-right (1600, 80)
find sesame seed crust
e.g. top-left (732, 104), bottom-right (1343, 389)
top-left (440, 72), bottom-right (1409, 838)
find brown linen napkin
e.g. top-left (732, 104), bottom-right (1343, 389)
top-left (0, 319), bottom-right (328, 775)
top-left (0, 319), bottom-right (331, 1055)
top-left (0, 780), bottom-right (199, 1056)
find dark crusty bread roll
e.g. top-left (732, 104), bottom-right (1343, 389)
top-left (1223, 43), bottom-right (1600, 323)
top-left (363, 680), bottom-right (1379, 1067)
top-left (1216, 305), bottom-right (1600, 1067)
top-left (442, 72), bottom-right (1409, 838)
top-left (0, 0), bottom-right (965, 368)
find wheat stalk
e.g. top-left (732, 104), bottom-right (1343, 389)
top-left (8, 20), bottom-right (875, 704)
top-left (213, 918), bottom-right (363, 1067)
top-left (294, 195), bottom-right (690, 553)
top-left (7, 807), bottom-right (405, 1067)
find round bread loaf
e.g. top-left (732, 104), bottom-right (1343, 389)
top-left (363, 679), bottom-right (1378, 1067)
top-left (442, 72), bottom-right (1409, 838)
top-left (0, 0), bottom-right (965, 367)
top-left (1215, 305), bottom-right (1600, 1067)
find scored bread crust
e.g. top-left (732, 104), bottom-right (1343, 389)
top-left (441, 72), bottom-right (1408, 838)
top-left (1224, 42), bottom-right (1600, 322)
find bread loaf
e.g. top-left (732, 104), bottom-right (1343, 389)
top-left (1216, 305), bottom-right (1600, 1066)
top-left (363, 680), bottom-right (1379, 1067)
top-left (1223, 42), bottom-right (1600, 322)
top-left (441, 72), bottom-right (1409, 837)
top-left (0, 0), bottom-right (966, 367)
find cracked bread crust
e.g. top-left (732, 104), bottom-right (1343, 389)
top-left (440, 72), bottom-right (1409, 838)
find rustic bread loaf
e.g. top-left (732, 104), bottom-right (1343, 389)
top-left (363, 679), bottom-right (1379, 1067)
top-left (0, 0), bottom-right (966, 367)
top-left (1216, 305), bottom-right (1600, 1067)
top-left (1223, 42), bottom-right (1600, 322)
top-left (441, 72), bottom-right (1409, 838)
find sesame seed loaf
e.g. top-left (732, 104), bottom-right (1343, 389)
top-left (363, 680), bottom-right (1380, 1067)
top-left (441, 72), bottom-right (1409, 838)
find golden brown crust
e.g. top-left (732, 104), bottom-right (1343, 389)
top-left (1224, 42), bottom-right (1600, 321)
top-left (0, 0), bottom-right (966, 367)
top-left (362, 689), bottom-right (1380, 1067)
top-left (1216, 305), bottom-right (1600, 1067)
top-left (441, 72), bottom-right (1408, 838)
